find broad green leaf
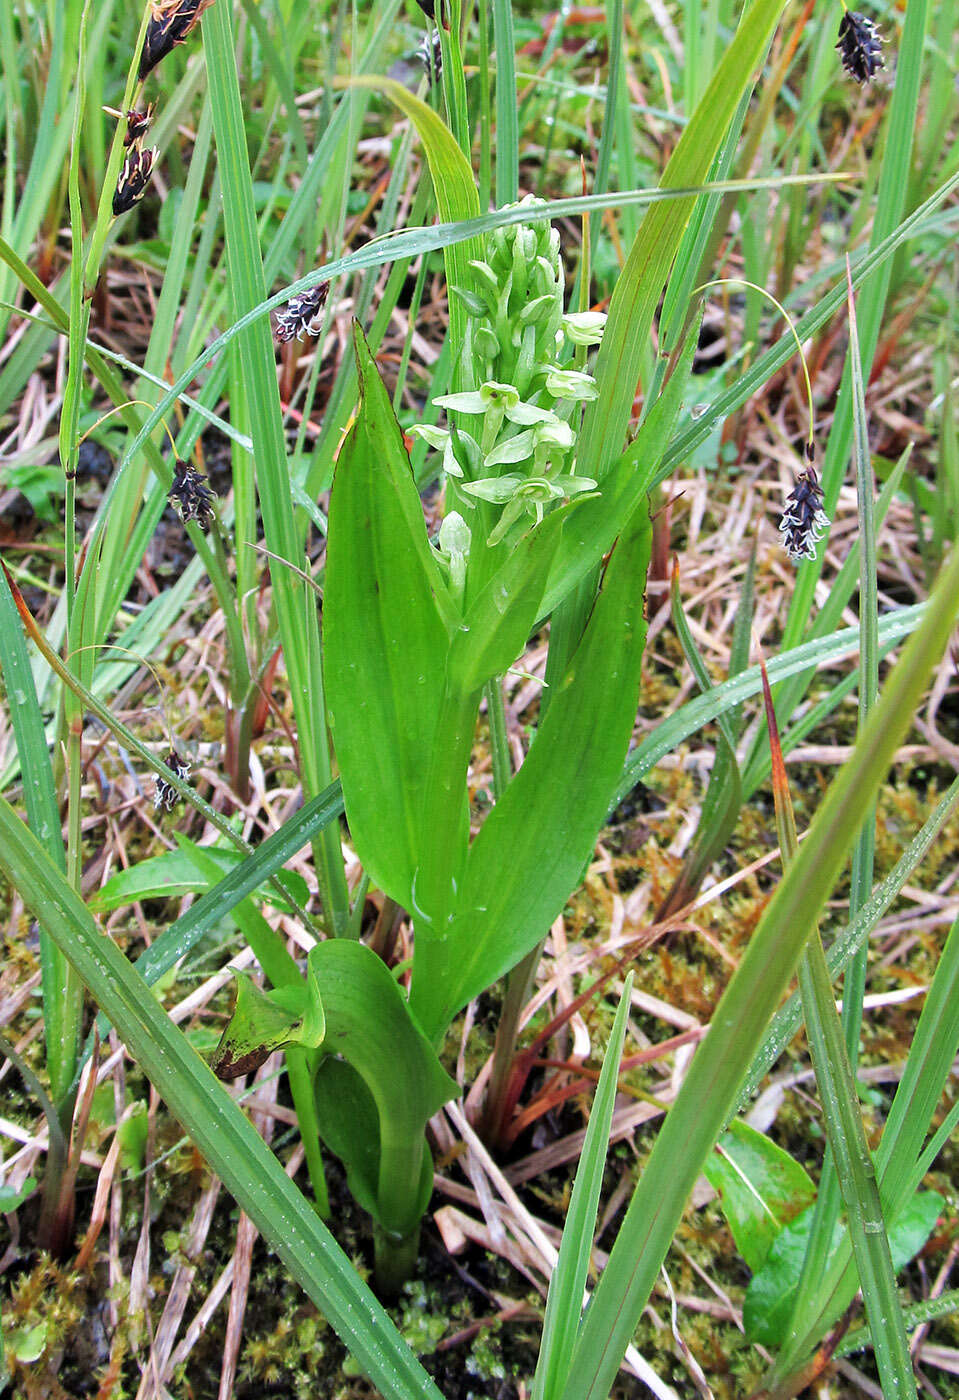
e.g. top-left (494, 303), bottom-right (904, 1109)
top-left (744, 1209), bottom-right (844, 1345)
top-left (0, 1177), bottom-right (36, 1212)
top-left (411, 506), bottom-right (651, 1041)
top-left (744, 1192), bottom-right (943, 1346)
top-left (91, 841), bottom-right (308, 914)
top-left (324, 327), bottom-right (451, 906)
top-left (344, 77), bottom-right (482, 395)
top-left (0, 798), bottom-right (444, 1400)
top-left (307, 941), bottom-right (458, 1237)
top-left (211, 973), bottom-right (316, 1081)
top-left (704, 1121), bottom-right (815, 1275)
top-left (312, 1057), bottom-right (390, 1220)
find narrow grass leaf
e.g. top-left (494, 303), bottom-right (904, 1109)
top-left (204, 1), bottom-right (348, 931)
top-left (532, 972), bottom-right (634, 1400)
top-left (740, 773), bottom-right (959, 1104)
top-left (763, 664), bottom-right (917, 1399)
top-left (128, 786), bottom-right (345, 993)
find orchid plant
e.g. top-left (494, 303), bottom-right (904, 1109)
top-left (211, 198), bottom-right (694, 1287)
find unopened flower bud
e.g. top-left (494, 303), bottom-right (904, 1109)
top-left (544, 366), bottom-right (599, 401)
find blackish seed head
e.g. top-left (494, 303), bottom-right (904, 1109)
top-left (837, 11), bottom-right (884, 85)
top-left (112, 145), bottom-right (158, 216)
top-left (168, 459), bottom-right (216, 529)
top-left (275, 283), bottom-right (329, 343)
top-left (154, 750), bottom-right (191, 812)
top-left (124, 104), bottom-right (156, 146)
top-left (139, 0), bottom-right (217, 80)
top-left (779, 466), bottom-right (830, 564)
top-left (418, 30), bottom-right (443, 86)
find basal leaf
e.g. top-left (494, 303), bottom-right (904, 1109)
top-left (91, 841), bottom-right (307, 914)
top-left (211, 973), bottom-right (311, 1081)
top-left (0, 797), bottom-right (445, 1400)
top-left (744, 1191), bottom-right (944, 1345)
top-left (307, 941), bottom-right (457, 1237)
top-left (704, 1120), bottom-right (815, 1275)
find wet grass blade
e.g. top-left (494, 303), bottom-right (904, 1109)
top-left (0, 571), bottom-right (75, 1104)
top-left (740, 772), bottom-right (959, 1104)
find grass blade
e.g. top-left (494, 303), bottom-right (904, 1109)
top-left (762, 665), bottom-right (916, 1399)
top-left (532, 972), bottom-right (634, 1400)
top-left (203, 0), bottom-right (349, 932)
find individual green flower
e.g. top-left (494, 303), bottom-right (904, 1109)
top-left (407, 424), bottom-right (465, 478)
top-left (532, 418), bottom-right (575, 454)
top-left (483, 416), bottom-right (573, 471)
top-left (462, 472), bottom-right (597, 545)
top-left (544, 366), bottom-right (599, 401)
top-left (561, 310), bottom-right (607, 346)
top-left (433, 381), bottom-right (521, 415)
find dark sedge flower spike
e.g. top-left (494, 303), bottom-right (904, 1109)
top-left (837, 11), bottom-right (884, 85)
top-left (275, 283), bottom-right (329, 344)
top-left (169, 458), bottom-right (216, 529)
top-left (139, 0), bottom-right (217, 80)
top-left (418, 30), bottom-right (443, 86)
top-left (779, 458), bottom-right (830, 564)
top-left (124, 104), bottom-right (156, 146)
top-left (154, 750), bottom-right (191, 812)
top-left (113, 145), bottom-right (158, 217)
